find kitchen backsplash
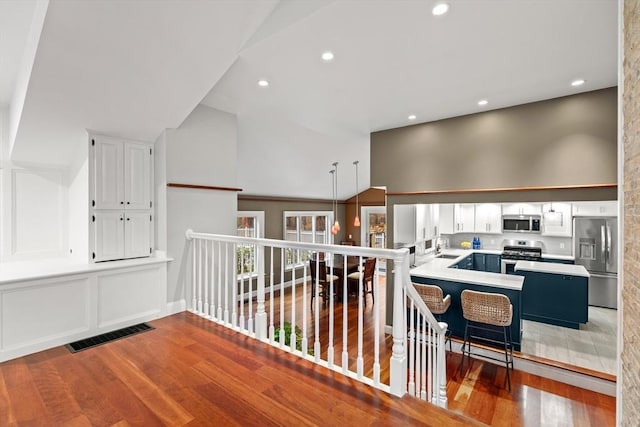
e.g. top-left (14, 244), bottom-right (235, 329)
top-left (442, 233), bottom-right (573, 256)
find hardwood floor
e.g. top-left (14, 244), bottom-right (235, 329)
top-left (0, 309), bottom-right (615, 426)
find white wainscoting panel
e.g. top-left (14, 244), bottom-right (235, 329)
top-left (1, 276), bottom-right (90, 350)
top-left (11, 168), bottom-right (67, 258)
top-left (97, 265), bottom-right (165, 330)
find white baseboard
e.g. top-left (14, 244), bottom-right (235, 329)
top-left (166, 299), bottom-right (187, 315)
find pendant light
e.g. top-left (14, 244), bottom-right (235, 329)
top-left (333, 162), bottom-right (340, 234)
top-left (330, 169), bottom-right (337, 235)
top-left (353, 160), bottom-right (361, 227)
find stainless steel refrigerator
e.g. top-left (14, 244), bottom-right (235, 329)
top-left (574, 217), bottom-right (618, 309)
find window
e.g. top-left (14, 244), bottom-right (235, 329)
top-left (283, 211), bottom-right (333, 267)
top-left (237, 211), bottom-right (264, 275)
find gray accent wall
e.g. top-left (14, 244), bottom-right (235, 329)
top-left (372, 87), bottom-right (617, 197)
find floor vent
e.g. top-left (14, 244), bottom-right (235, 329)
top-left (65, 323), bottom-right (154, 353)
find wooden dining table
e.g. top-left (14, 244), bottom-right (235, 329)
top-left (318, 255), bottom-right (364, 301)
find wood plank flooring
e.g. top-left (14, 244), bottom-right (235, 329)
top-left (0, 309), bottom-right (615, 426)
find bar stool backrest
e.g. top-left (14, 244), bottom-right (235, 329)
top-left (413, 283), bottom-right (451, 315)
top-left (461, 289), bottom-right (512, 327)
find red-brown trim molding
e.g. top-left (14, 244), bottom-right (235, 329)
top-left (167, 183), bottom-right (243, 192)
top-left (386, 183), bottom-right (617, 196)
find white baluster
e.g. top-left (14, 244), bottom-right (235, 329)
top-left (357, 260), bottom-right (364, 379)
top-left (438, 321), bottom-right (449, 408)
top-left (301, 256), bottom-right (308, 356)
top-left (373, 262), bottom-right (380, 386)
top-left (341, 255), bottom-right (349, 374)
top-left (279, 249), bottom-right (285, 348)
top-left (239, 243), bottom-right (245, 332)
top-left (314, 256), bottom-right (320, 362)
top-left (327, 254), bottom-right (334, 368)
top-left (191, 238), bottom-right (196, 312)
top-left (203, 240), bottom-right (209, 317)
top-left (408, 299), bottom-right (416, 396)
top-left (209, 240), bottom-right (215, 319)
top-left (415, 312), bottom-right (422, 397)
top-left (290, 252), bottom-right (296, 353)
top-left (217, 241), bottom-right (223, 322)
top-left (231, 243), bottom-right (238, 329)
top-left (269, 246), bottom-right (275, 343)
top-left (197, 239), bottom-right (203, 314)
top-left (421, 317), bottom-right (427, 401)
top-left (389, 251), bottom-right (408, 397)
top-left (427, 318), bottom-right (433, 403)
top-left (255, 243), bottom-right (267, 340)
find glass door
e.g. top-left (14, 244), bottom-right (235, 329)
top-left (361, 206), bottom-right (386, 248)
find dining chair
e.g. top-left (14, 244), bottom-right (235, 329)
top-left (309, 259), bottom-right (338, 309)
top-left (347, 257), bottom-right (377, 306)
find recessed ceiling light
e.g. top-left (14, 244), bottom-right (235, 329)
top-left (432, 3), bottom-right (449, 16)
top-left (478, 99), bottom-right (488, 106)
top-left (257, 79), bottom-right (269, 87)
top-left (408, 114), bottom-right (417, 120)
top-left (571, 79), bottom-right (585, 87)
top-left (321, 51), bottom-right (334, 61)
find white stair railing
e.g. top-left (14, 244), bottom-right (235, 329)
top-left (185, 229), bottom-right (447, 408)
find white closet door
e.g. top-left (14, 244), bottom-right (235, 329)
top-left (94, 139), bottom-right (124, 210)
top-left (124, 212), bottom-right (152, 258)
top-left (124, 143), bottom-right (152, 210)
top-left (94, 211), bottom-right (124, 261)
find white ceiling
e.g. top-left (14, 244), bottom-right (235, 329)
top-left (0, 0), bottom-right (618, 198)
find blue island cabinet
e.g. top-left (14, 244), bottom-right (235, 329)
top-left (410, 276), bottom-right (522, 351)
top-left (517, 271), bottom-right (588, 329)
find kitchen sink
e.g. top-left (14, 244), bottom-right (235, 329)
top-left (436, 254), bottom-right (459, 259)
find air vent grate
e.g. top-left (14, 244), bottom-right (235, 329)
top-left (65, 323), bottom-right (154, 353)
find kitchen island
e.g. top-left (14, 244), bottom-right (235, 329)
top-left (515, 261), bottom-right (590, 329)
top-left (410, 251), bottom-right (524, 351)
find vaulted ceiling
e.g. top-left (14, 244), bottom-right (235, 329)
top-left (0, 0), bottom-right (618, 198)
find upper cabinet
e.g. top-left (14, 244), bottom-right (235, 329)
top-left (440, 203), bottom-right (474, 234)
top-left (572, 201), bottom-right (617, 217)
top-left (541, 203), bottom-right (572, 236)
top-left (502, 203), bottom-right (542, 216)
top-left (93, 136), bottom-right (152, 210)
top-left (475, 203), bottom-right (502, 234)
top-left (393, 204), bottom-right (416, 246)
top-left (90, 134), bottom-right (154, 262)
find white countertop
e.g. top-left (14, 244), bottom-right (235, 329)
top-left (515, 261), bottom-right (590, 277)
top-left (411, 250), bottom-right (524, 291)
top-left (0, 256), bottom-right (172, 285)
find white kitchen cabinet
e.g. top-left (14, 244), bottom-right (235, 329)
top-left (394, 204), bottom-right (416, 246)
top-left (502, 203), bottom-right (542, 216)
top-left (415, 204), bottom-right (439, 241)
top-left (454, 204), bottom-right (475, 233)
top-left (475, 203), bottom-right (502, 234)
top-left (428, 204), bottom-right (439, 239)
top-left (572, 201), bottom-right (617, 217)
top-left (541, 203), bottom-right (572, 236)
top-left (90, 133), bottom-right (154, 262)
top-left (439, 204), bottom-right (454, 234)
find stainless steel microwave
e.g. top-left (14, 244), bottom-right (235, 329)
top-left (502, 215), bottom-right (541, 233)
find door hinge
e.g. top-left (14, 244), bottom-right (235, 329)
top-left (92, 252), bottom-right (96, 259)
top-left (92, 215), bottom-right (95, 222)
top-left (150, 148), bottom-right (152, 155)
top-left (91, 139), bottom-right (95, 146)
top-left (150, 247), bottom-right (152, 254)
top-left (92, 199), bottom-right (95, 207)
top-left (150, 201), bottom-right (152, 208)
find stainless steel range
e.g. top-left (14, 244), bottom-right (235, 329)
top-left (501, 240), bottom-right (542, 274)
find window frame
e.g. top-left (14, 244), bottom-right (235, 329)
top-left (236, 211), bottom-right (264, 276)
top-left (283, 210), bottom-right (333, 268)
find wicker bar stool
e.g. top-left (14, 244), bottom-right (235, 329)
top-left (413, 283), bottom-right (452, 352)
top-left (459, 289), bottom-right (514, 391)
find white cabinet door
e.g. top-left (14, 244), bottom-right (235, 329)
top-left (572, 201), bottom-right (617, 217)
top-left (94, 211), bottom-right (124, 261)
top-left (502, 203), bottom-right (542, 216)
top-left (124, 143), bottom-right (152, 210)
top-left (428, 204), bottom-right (439, 239)
top-left (439, 204), bottom-right (454, 234)
top-left (415, 204), bottom-right (426, 241)
top-left (475, 203), bottom-right (502, 234)
top-left (124, 212), bottom-right (152, 258)
top-left (542, 203), bottom-right (572, 236)
top-left (394, 204), bottom-right (416, 245)
top-left (94, 138), bottom-right (124, 210)
top-left (455, 204), bottom-right (475, 233)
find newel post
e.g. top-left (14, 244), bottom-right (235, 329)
top-left (389, 250), bottom-right (408, 397)
top-left (254, 243), bottom-right (267, 340)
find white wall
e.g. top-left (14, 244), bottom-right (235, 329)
top-left (67, 137), bottom-right (88, 262)
top-left (161, 105), bottom-right (238, 306)
top-left (237, 109), bottom-right (370, 199)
